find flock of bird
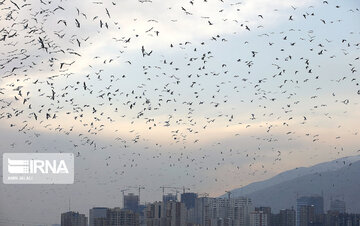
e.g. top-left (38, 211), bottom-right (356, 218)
top-left (0, 0), bottom-right (359, 183)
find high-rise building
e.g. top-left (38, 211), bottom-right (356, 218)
top-left (250, 211), bottom-right (268, 226)
top-left (181, 193), bottom-right (198, 210)
top-left (299, 205), bottom-right (315, 226)
top-left (279, 208), bottom-right (296, 226)
top-left (330, 199), bottom-right (346, 213)
top-left (89, 207), bottom-right (107, 226)
top-left (163, 193), bottom-right (177, 204)
top-left (165, 201), bottom-right (186, 226)
top-left (296, 196), bottom-right (323, 226)
top-left (325, 212), bottom-right (360, 225)
top-left (124, 193), bottom-right (140, 213)
top-left (145, 201), bottom-right (186, 226)
top-left (194, 196), bottom-right (252, 226)
top-left (61, 211), bottom-right (88, 226)
top-left (106, 207), bottom-right (139, 226)
top-left (194, 196), bottom-right (212, 226)
top-left (180, 193), bottom-right (198, 224)
top-left (137, 204), bottom-right (147, 226)
top-left (255, 207), bottom-right (271, 226)
top-left (146, 201), bottom-right (164, 226)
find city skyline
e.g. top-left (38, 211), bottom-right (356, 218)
top-left (0, 0), bottom-right (359, 224)
top-left (60, 193), bottom-right (355, 226)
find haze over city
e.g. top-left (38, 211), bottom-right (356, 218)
top-left (0, 0), bottom-right (359, 224)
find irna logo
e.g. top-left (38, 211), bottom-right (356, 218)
top-left (3, 153), bottom-right (74, 184)
top-left (8, 159), bottom-right (69, 174)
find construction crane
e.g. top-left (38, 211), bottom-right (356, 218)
top-left (120, 188), bottom-right (130, 208)
top-left (121, 188), bottom-right (129, 197)
top-left (128, 186), bottom-right (145, 202)
top-left (160, 186), bottom-right (190, 196)
top-left (160, 186), bottom-right (172, 196)
top-left (160, 186), bottom-right (191, 202)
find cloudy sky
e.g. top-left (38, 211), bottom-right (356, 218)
top-left (0, 0), bottom-right (359, 224)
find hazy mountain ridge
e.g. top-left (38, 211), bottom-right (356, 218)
top-left (224, 155), bottom-right (360, 213)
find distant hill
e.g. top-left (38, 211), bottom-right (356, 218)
top-left (222, 155), bottom-right (360, 213)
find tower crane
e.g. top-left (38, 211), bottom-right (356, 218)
top-left (160, 186), bottom-right (191, 201)
top-left (120, 188), bottom-right (130, 208)
top-left (128, 186), bottom-right (145, 202)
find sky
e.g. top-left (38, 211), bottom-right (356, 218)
top-left (0, 0), bottom-right (359, 225)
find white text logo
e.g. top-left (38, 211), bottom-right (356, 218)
top-left (8, 159), bottom-right (69, 174)
top-left (3, 153), bottom-right (74, 184)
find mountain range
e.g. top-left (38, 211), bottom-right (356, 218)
top-left (222, 155), bottom-right (360, 213)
